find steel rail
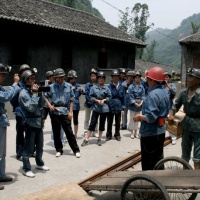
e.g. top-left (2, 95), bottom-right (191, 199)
top-left (78, 137), bottom-right (173, 188)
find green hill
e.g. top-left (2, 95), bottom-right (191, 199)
top-left (147, 28), bottom-right (172, 43)
top-left (146, 13), bottom-right (200, 68)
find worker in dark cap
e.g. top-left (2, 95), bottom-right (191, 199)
top-left (0, 63), bottom-right (20, 189)
top-left (164, 71), bottom-right (177, 145)
top-left (169, 67), bottom-right (200, 170)
top-left (118, 68), bottom-right (127, 84)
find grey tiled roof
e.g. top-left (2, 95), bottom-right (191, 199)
top-left (0, 0), bottom-right (146, 47)
top-left (135, 59), bottom-right (180, 74)
top-left (179, 32), bottom-right (200, 44)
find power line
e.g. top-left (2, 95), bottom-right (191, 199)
top-left (99, 0), bottom-right (179, 42)
top-left (100, 0), bottom-right (124, 14)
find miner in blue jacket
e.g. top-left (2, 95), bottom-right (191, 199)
top-left (128, 71), bottom-right (145, 139)
top-left (44, 68), bottom-right (80, 158)
top-left (0, 63), bottom-right (20, 189)
top-left (67, 70), bottom-right (84, 139)
top-left (121, 70), bottom-right (135, 130)
top-left (106, 69), bottom-right (126, 141)
top-left (10, 64), bottom-right (31, 160)
top-left (19, 69), bottom-right (50, 178)
top-left (134, 67), bottom-right (170, 170)
top-left (82, 71), bottom-right (112, 146)
top-left (83, 68), bottom-right (98, 137)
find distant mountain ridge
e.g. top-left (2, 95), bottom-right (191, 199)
top-left (146, 13), bottom-right (200, 68)
top-left (147, 28), bottom-right (172, 43)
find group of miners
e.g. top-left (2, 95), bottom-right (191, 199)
top-left (0, 62), bottom-right (200, 191)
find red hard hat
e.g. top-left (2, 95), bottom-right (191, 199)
top-left (146, 66), bottom-right (165, 82)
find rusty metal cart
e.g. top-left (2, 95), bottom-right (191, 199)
top-left (80, 156), bottom-right (200, 200)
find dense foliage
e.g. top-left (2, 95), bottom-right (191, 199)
top-left (47, 0), bottom-right (104, 20)
top-left (118, 3), bottom-right (153, 59)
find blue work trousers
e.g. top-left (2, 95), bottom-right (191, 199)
top-left (88, 111), bottom-right (107, 132)
top-left (22, 126), bottom-right (44, 172)
top-left (0, 127), bottom-right (7, 180)
top-left (16, 116), bottom-right (25, 158)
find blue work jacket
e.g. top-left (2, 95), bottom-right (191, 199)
top-left (140, 84), bottom-right (170, 137)
top-left (89, 84), bottom-right (112, 113)
top-left (164, 82), bottom-right (177, 109)
top-left (18, 87), bottom-right (45, 128)
top-left (122, 80), bottom-right (133, 106)
top-left (45, 81), bottom-right (74, 115)
top-left (84, 82), bottom-right (96, 108)
top-left (10, 81), bottom-right (26, 116)
top-left (119, 79), bottom-right (126, 84)
top-left (128, 83), bottom-right (145, 112)
top-left (71, 82), bottom-right (83, 111)
top-left (0, 84), bottom-right (20, 127)
top-left (108, 82), bottom-right (126, 114)
top-left (141, 79), bottom-right (149, 96)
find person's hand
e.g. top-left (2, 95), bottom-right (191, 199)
top-left (31, 84), bottom-right (39, 94)
top-left (126, 79), bottom-right (130, 84)
top-left (134, 103), bottom-right (140, 108)
top-left (138, 103), bottom-right (143, 107)
top-left (68, 111), bottom-right (73, 120)
top-left (133, 114), bottom-right (142, 122)
top-left (99, 100), bottom-right (104, 106)
top-left (49, 105), bottom-right (56, 112)
top-left (14, 74), bottom-right (20, 84)
top-left (97, 99), bottom-right (103, 105)
top-left (78, 87), bottom-right (83, 92)
top-left (168, 115), bottom-right (174, 125)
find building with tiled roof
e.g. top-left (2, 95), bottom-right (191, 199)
top-left (179, 32), bottom-right (200, 87)
top-left (135, 59), bottom-right (180, 75)
top-left (0, 0), bottom-right (145, 84)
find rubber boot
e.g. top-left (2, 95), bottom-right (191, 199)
top-left (0, 184), bottom-right (4, 190)
top-left (194, 162), bottom-right (200, 170)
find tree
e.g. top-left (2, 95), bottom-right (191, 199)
top-left (131, 3), bottom-right (153, 59)
top-left (191, 21), bottom-right (200, 34)
top-left (143, 39), bottom-right (158, 61)
top-left (118, 3), bottom-right (153, 59)
top-left (118, 7), bottom-right (130, 33)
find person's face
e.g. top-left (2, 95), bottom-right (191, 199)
top-left (127, 75), bottom-right (133, 81)
top-left (90, 73), bottom-right (97, 82)
top-left (112, 75), bottom-right (119, 83)
top-left (134, 75), bottom-right (141, 84)
top-left (0, 73), bottom-right (6, 84)
top-left (147, 77), bottom-right (153, 88)
top-left (26, 75), bottom-right (35, 85)
top-left (187, 75), bottom-right (200, 88)
top-left (56, 76), bottom-right (65, 84)
top-left (98, 76), bottom-right (105, 84)
top-left (120, 73), bottom-right (126, 80)
top-left (48, 75), bottom-right (55, 83)
top-left (69, 77), bottom-right (76, 84)
top-left (165, 75), bottom-right (170, 82)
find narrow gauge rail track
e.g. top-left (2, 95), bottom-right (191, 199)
top-left (78, 137), bottom-right (173, 190)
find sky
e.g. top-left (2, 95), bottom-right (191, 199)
top-left (92, 0), bottom-right (200, 30)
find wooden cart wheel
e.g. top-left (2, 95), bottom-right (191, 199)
top-left (121, 174), bottom-right (170, 200)
top-left (154, 156), bottom-right (197, 200)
